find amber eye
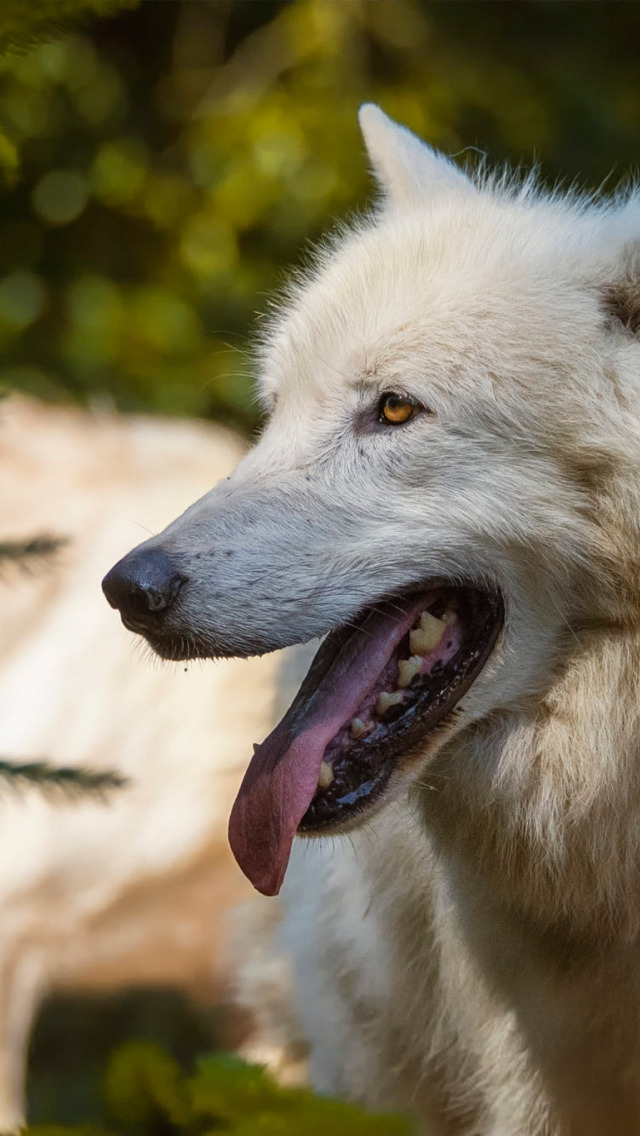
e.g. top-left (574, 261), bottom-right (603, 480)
top-left (378, 392), bottom-right (419, 426)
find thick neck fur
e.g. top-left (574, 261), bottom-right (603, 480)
top-left (415, 628), bottom-right (640, 1132)
top-left (425, 628), bottom-right (640, 941)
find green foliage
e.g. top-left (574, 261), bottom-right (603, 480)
top-left (187, 1053), bottom-right (411, 1135)
top-left (0, 1), bottom-right (638, 431)
top-left (103, 1041), bottom-right (190, 1128)
top-left (0, 0), bottom-right (137, 56)
top-left (25, 1042), bottom-right (414, 1135)
top-left (25, 1129), bottom-right (108, 1136)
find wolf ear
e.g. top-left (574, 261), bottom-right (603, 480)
top-left (358, 104), bottom-right (474, 209)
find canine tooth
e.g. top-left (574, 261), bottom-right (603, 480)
top-left (351, 718), bottom-right (373, 739)
top-left (442, 609), bottom-right (457, 626)
top-left (397, 656), bottom-right (423, 688)
top-left (317, 761), bottom-right (334, 789)
top-left (377, 690), bottom-right (405, 715)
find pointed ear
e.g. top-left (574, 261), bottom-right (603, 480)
top-left (358, 104), bottom-right (474, 209)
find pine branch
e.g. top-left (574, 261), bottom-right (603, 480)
top-left (0, 759), bottom-right (127, 801)
top-left (0, 535), bottom-right (66, 571)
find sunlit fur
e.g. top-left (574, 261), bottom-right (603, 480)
top-left (137, 107), bottom-right (640, 1133)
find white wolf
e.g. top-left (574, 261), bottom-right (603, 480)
top-left (104, 106), bottom-right (640, 1135)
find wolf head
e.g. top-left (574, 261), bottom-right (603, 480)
top-left (104, 107), bottom-right (640, 900)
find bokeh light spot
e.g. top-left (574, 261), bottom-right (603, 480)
top-left (180, 216), bottom-right (237, 278)
top-left (91, 140), bottom-right (147, 207)
top-left (32, 169), bottom-right (88, 225)
top-left (132, 287), bottom-right (200, 354)
top-left (65, 275), bottom-right (124, 370)
top-left (0, 270), bottom-right (46, 328)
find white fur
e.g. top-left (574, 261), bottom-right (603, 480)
top-left (130, 108), bottom-right (640, 1133)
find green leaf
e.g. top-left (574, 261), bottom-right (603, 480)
top-left (188, 1055), bottom-right (413, 1134)
top-left (102, 1040), bottom-right (192, 1130)
top-left (188, 1054), bottom-right (285, 1121)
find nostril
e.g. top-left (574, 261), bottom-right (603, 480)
top-left (145, 580), bottom-right (182, 612)
top-left (102, 547), bottom-right (186, 625)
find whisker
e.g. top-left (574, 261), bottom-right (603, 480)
top-left (368, 601), bottom-right (411, 621)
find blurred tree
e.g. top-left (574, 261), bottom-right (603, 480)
top-left (0, 0), bottom-right (637, 432)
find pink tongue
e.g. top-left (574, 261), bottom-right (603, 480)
top-left (228, 597), bottom-right (428, 896)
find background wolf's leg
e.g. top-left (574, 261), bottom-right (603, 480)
top-left (0, 947), bottom-right (47, 1132)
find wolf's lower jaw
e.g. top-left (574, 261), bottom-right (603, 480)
top-left (146, 583), bottom-right (503, 835)
top-left (297, 584), bottom-right (504, 834)
top-left (138, 578), bottom-right (502, 897)
top-left (224, 582), bottom-right (504, 898)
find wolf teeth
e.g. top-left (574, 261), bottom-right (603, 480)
top-left (317, 761), bottom-right (334, 789)
top-left (377, 690), bottom-right (405, 715)
top-left (411, 611), bottom-right (446, 655)
top-left (397, 656), bottom-right (423, 688)
top-left (351, 718), bottom-right (373, 738)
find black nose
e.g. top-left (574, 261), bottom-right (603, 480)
top-left (102, 547), bottom-right (186, 628)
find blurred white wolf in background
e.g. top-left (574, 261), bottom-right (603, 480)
top-left (105, 106), bottom-right (640, 1134)
top-left (0, 398), bottom-right (285, 1132)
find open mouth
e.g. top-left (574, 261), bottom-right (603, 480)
top-left (228, 584), bottom-right (503, 896)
